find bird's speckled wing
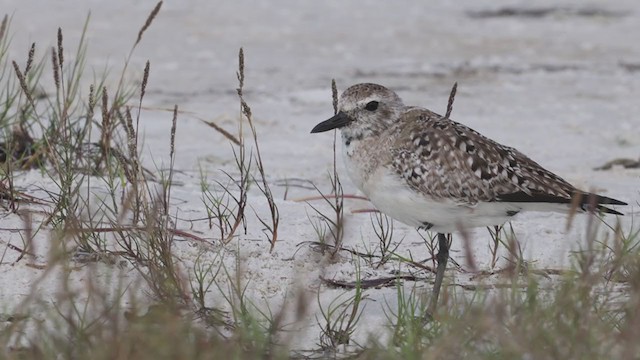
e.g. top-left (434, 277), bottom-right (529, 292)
top-left (390, 108), bottom-right (577, 205)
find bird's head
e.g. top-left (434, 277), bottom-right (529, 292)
top-left (311, 83), bottom-right (405, 140)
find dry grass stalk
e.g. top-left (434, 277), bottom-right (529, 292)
top-left (201, 119), bottom-right (241, 146)
top-left (141, 60), bottom-right (150, 99)
top-left (169, 105), bottom-right (177, 164)
top-left (12, 60), bottom-right (35, 106)
top-left (72, 225), bottom-right (205, 243)
top-left (56, 27), bottom-right (64, 68)
top-left (24, 42), bottom-right (35, 74)
top-left (370, 212), bottom-right (401, 269)
top-left (51, 47), bottom-right (60, 90)
top-left (87, 84), bottom-right (96, 123)
top-left (133, 61), bottom-right (151, 146)
top-left (164, 104), bottom-right (178, 216)
top-left (235, 48), bottom-right (279, 250)
top-left (331, 79), bottom-right (339, 168)
top-left (55, 28), bottom-right (69, 128)
top-left (445, 82), bottom-right (457, 118)
top-left (488, 225), bottom-right (503, 269)
top-left (328, 79), bottom-right (345, 259)
top-left (566, 191), bottom-right (583, 230)
top-left (97, 87), bottom-right (111, 170)
top-left (124, 106), bottom-right (138, 167)
top-left (236, 48), bottom-right (245, 143)
top-left (124, 106), bottom-right (143, 221)
top-left (418, 230), bottom-right (438, 269)
top-left (331, 79), bottom-right (338, 114)
top-left (135, 1), bottom-right (162, 48)
top-left (16, 210), bottom-right (34, 262)
top-left (137, 105), bottom-right (240, 145)
top-left (208, 48), bottom-right (250, 244)
top-left (110, 1), bottom-right (161, 121)
top-left (293, 193), bottom-right (369, 202)
top-left (306, 178), bottom-right (345, 259)
top-left (85, 84), bottom-right (98, 168)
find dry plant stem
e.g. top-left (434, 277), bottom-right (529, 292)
top-left (23, 43), bottom-right (34, 74)
top-left (264, 84), bottom-right (344, 254)
top-left (371, 212), bottom-right (401, 268)
top-left (138, 105), bottom-right (240, 145)
top-left (120, 61), bottom-right (155, 221)
top-left (445, 82), bottom-right (458, 118)
top-left (351, 208), bottom-right (380, 214)
top-left (164, 104), bottom-right (177, 216)
top-left (318, 174), bottom-right (344, 259)
top-left (77, 229), bottom-right (204, 243)
top-left (137, 61), bottom-right (150, 140)
top-left (97, 87), bottom-right (111, 171)
top-left (135, 2), bottom-right (162, 47)
top-left (12, 61), bottom-right (35, 107)
top-left (86, 84), bottom-right (96, 134)
top-left (217, 48), bottom-right (250, 244)
top-left (305, 181), bottom-right (344, 259)
top-left (329, 79), bottom-right (344, 258)
top-left (418, 230), bottom-right (438, 269)
top-left (293, 194), bottom-right (369, 202)
top-left (124, 107), bottom-right (142, 222)
top-left (565, 192), bottom-right (585, 231)
top-left (14, 210), bottom-right (35, 263)
top-left (489, 224), bottom-right (503, 269)
top-left (3, 134), bottom-right (17, 211)
top-left (110, 1), bottom-right (161, 111)
top-left (502, 224), bottom-right (526, 277)
top-left (236, 48), bottom-right (279, 250)
top-left (51, 47), bottom-right (60, 92)
top-left (201, 119), bottom-right (241, 146)
top-left (56, 28), bottom-right (67, 133)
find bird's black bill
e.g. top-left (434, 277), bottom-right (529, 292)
top-left (310, 112), bottom-right (352, 133)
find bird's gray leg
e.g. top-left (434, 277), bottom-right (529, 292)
top-left (428, 233), bottom-right (450, 316)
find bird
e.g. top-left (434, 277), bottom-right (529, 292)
top-left (310, 83), bottom-right (627, 314)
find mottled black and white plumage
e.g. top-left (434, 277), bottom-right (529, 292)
top-left (312, 82), bottom-right (627, 314)
top-left (311, 83), bottom-right (626, 233)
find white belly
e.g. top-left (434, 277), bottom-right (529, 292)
top-left (360, 167), bottom-right (527, 233)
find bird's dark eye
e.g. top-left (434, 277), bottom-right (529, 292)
top-left (365, 101), bottom-right (379, 111)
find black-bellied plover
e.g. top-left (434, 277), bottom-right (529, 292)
top-left (311, 83), bottom-right (626, 313)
